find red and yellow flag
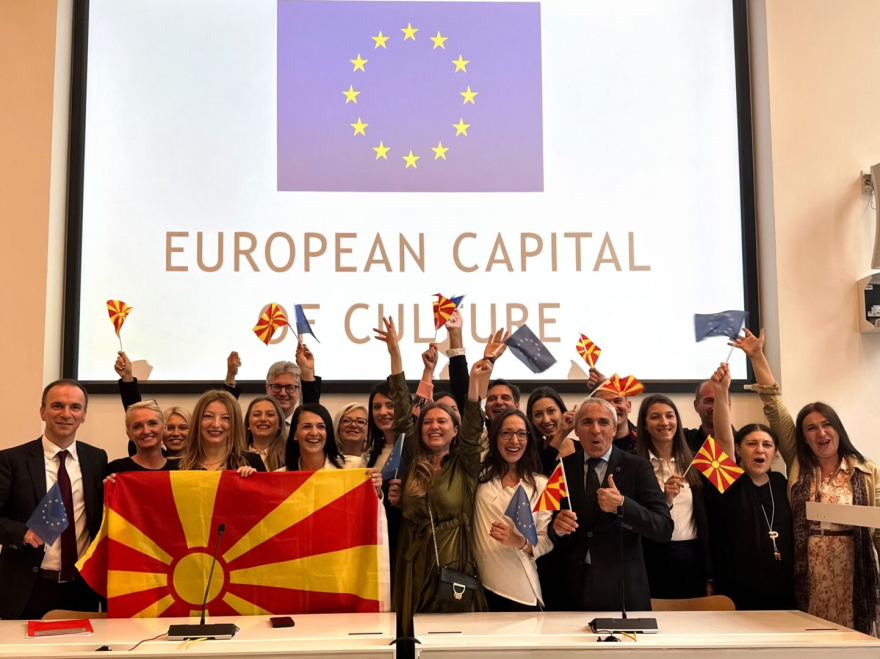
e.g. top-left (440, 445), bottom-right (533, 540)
top-left (533, 462), bottom-right (568, 512)
top-left (253, 302), bottom-right (288, 345)
top-left (597, 373), bottom-right (645, 397)
top-left (106, 300), bottom-right (132, 337)
top-left (691, 435), bottom-right (744, 493)
top-left (77, 470), bottom-right (390, 618)
top-left (576, 334), bottom-right (601, 367)
top-left (433, 294), bottom-right (457, 330)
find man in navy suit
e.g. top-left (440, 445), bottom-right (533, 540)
top-left (0, 380), bottom-right (107, 619)
top-left (550, 397), bottom-right (672, 611)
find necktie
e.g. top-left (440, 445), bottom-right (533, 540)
top-left (584, 457), bottom-right (603, 526)
top-left (56, 450), bottom-right (77, 581)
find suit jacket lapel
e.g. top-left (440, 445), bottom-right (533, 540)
top-left (564, 454), bottom-right (586, 518)
top-left (604, 447), bottom-right (624, 488)
top-left (26, 439), bottom-right (47, 503)
top-left (78, 444), bottom-right (99, 528)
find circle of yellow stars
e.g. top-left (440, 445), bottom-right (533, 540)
top-left (344, 23), bottom-right (477, 170)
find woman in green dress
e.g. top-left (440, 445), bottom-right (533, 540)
top-left (375, 316), bottom-right (489, 636)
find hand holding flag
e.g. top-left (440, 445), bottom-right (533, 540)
top-left (433, 294), bottom-right (464, 330)
top-left (26, 482), bottom-right (69, 546)
top-left (500, 484), bottom-right (538, 547)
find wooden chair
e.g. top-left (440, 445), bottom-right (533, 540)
top-left (651, 595), bottom-right (736, 611)
top-left (42, 609), bottom-right (107, 620)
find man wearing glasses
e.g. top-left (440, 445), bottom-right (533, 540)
top-left (265, 342), bottom-right (322, 427)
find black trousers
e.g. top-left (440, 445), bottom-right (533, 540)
top-left (18, 574), bottom-right (100, 620)
top-left (643, 538), bottom-right (706, 599)
top-left (484, 588), bottom-right (539, 612)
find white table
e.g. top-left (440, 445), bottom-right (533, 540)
top-left (414, 611), bottom-right (880, 658)
top-left (0, 613), bottom-right (396, 658)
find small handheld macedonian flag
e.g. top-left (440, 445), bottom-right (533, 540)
top-left (576, 334), bottom-right (601, 367)
top-left (433, 294), bottom-right (460, 330)
top-left (253, 303), bottom-right (289, 345)
top-left (106, 300), bottom-right (132, 337)
top-left (533, 462), bottom-right (568, 512)
top-left (691, 435), bottom-right (744, 493)
top-left (597, 374), bottom-right (645, 397)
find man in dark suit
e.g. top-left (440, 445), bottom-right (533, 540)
top-left (0, 380), bottom-right (107, 619)
top-left (549, 397), bottom-right (672, 612)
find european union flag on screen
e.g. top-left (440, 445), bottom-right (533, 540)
top-left (503, 484), bottom-right (538, 547)
top-left (694, 310), bottom-right (748, 342)
top-left (277, 1), bottom-right (544, 192)
top-left (26, 482), bottom-right (69, 546)
top-left (294, 305), bottom-right (320, 343)
top-left (380, 433), bottom-right (407, 481)
top-left (504, 324), bottom-right (557, 374)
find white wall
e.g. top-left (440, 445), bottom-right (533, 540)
top-left (4, 0), bottom-right (879, 464)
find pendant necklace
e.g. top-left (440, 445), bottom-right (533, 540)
top-left (758, 481), bottom-right (781, 561)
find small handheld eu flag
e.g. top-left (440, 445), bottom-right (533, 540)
top-left (380, 434), bottom-right (407, 481)
top-left (503, 484), bottom-right (538, 547)
top-left (26, 482), bottom-right (69, 545)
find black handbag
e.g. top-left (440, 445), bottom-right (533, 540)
top-left (428, 500), bottom-right (480, 608)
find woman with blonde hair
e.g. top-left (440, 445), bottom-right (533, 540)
top-left (178, 390), bottom-right (264, 474)
top-left (334, 402), bottom-right (370, 467)
top-left (162, 406), bottom-right (191, 457)
top-left (106, 401), bottom-right (178, 475)
top-left (244, 396), bottom-right (287, 471)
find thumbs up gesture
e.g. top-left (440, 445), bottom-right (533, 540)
top-left (597, 474), bottom-right (624, 513)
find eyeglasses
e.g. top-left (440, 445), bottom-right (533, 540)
top-left (498, 430), bottom-right (529, 440)
top-left (268, 384), bottom-right (300, 394)
top-left (341, 417), bottom-right (368, 428)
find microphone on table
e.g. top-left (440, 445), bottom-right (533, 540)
top-left (167, 523), bottom-right (240, 641)
top-left (589, 504), bottom-right (658, 635)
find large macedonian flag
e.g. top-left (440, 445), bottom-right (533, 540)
top-left (77, 470), bottom-right (389, 618)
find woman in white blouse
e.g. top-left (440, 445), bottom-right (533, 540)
top-left (474, 408), bottom-right (553, 611)
top-left (635, 394), bottom-right (710, 599)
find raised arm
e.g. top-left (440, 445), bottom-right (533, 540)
top-left (114, 351), bottom-right (141, 410)
top-left (374, 316), bottom-right (414, 440)
top-left (710, 362), bottom-right (735, 460)
top-left (412, 343), bottom-right (437, 410)
top-left (730, 328), bottom-right (797, 468)
top-left (221, 351), bottom-right (243, 400)
top-left (459, 358), bottom-right (492, 477)
top-left (445, 310), bottom-right (469, 411)
top-left (297, 340), bottom-right (322, 404)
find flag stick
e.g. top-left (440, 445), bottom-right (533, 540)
top-left (118, 333), bottom-right (124, 352)
top-left (724, 319), bottom-right (745, 364)
top-left (559, 458), bottom-right (572, 510)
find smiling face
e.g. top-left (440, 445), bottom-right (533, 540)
top-left (127, 409), bottom-right (164, 451)
top-left (40, 384), bottom-right (87, 447)
top-left (496, 415), bottom-right (528, 465)
top-left (371, 393), bottom-right (395, 433)
top-left (594, 391), bottom-right (631, 428)
top-left (575, 402), bottom-right (616, 458)
top-left (737, 430), bottom-right (776, 479)
top-left (201, 400), bottom-right (231, 447)
top-left (645, 403), bottom-right (677, 450)
top-left (486, 384), bottom-right (517, 421)
top-left (295, 410), bottom-right (327, 458)
top-left (530, 397), bottom-right (562, 439)
top-left (802, 411), bottom-right (840, 464)
top-left (248, 400), bottom-right (280, 441)
top-left (266, 372), bottom-right (300, 417)
top-left (339, 408), bottom-right (368, 446)
top-left (420, 407), bottom-right (457, 456)
top-left (164, 413), bottom-right (189, 454)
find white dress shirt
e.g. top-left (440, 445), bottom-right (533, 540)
top-left (40, 437), bottom-right (89, 570)
top-left (474, 475), bottom-right (552, 606)
top-left (649, 451), bottom-right (696, 541)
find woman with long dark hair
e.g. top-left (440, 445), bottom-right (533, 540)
top-left (733, 329), bottom-right (880, 635)
top-left (705, 362), bottom-right (795, 610)
top-left (636, 394), bottom-right (710, 599)
top-left (526, 387), bottom-right (578, 476)
top-left (474, 408), bottom-right (552, 611)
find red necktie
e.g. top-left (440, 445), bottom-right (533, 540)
top-left (56, 450), bottom-right (77, 581)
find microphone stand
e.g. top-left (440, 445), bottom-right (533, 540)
top-left (589, 506), bottom-right (658, 635)
top-left (168, 523), bottom-right (240, 640)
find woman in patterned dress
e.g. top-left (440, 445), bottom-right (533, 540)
top-left (732, 329), bottom-right (880, 635)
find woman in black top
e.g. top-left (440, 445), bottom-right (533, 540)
top-left (106, 401), bottom-right (178, 475)
top-left (706, 364), bottom-right (795, 610)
